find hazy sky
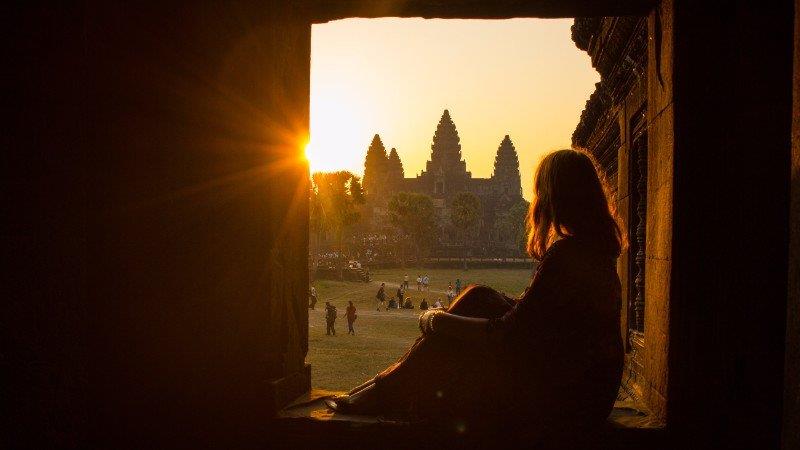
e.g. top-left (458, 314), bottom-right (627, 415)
top-left (307, 18), bottom-right (599, 199)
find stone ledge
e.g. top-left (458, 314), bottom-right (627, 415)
top-left (267, 364), bottom-right (312, 414)
top-left (271, 389), bottom-right (667, 449)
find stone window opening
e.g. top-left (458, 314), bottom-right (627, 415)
top-left (291, 13), bottom-right (665, 440)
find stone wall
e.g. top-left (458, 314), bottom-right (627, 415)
top-left (666, 1), bottom-right (793, 448)
top-left (6, 2), bottom-right (311, 446)
top-left (785, 1), bottom-right (800, 448)
top-left (573, 4), bottom-right (796, 448)
top-left (640, 2), bottom-right (673, 421)
top-left (85, 3), bottom-right (312, 444)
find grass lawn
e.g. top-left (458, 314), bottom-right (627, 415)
top-left (307, 266), bottom-right (534, 391)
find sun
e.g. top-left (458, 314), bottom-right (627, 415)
top-left (305, 139), bottom-right (353, 175)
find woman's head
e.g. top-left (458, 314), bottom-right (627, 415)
top-left (526, 149), bottom-right (623, 260)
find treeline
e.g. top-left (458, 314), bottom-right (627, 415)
top-left (310, 171), bottom-right (529, 274)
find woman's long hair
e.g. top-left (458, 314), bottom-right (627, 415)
top-left (526, 149), bottom-right (623, 260)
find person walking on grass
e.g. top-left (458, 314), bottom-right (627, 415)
top-left (309, 284), bottom-right (318, 310)
top-left (446, 284), bottom-right (455, 307)
top-left (404, 274), bottom-right (409, 290)
top-left (423, 274), bottom-right (430, 291)
top-left (455, 278), bottom-right (462, 296)
top-left (325, 302), bottom-right (337, 336)
top-left (376, 283), bottom-right (386, 311)
top-left (345, 301), bottom-right (357, 335)
top-left (416, 275), bottom-right (422, 291)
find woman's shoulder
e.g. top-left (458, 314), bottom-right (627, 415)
top-left (537, 236), bottom-right (616, 277)
top-left (547, 235), bottom-right (615, 258)
top-left (540, 236), bottom-right (579, 261)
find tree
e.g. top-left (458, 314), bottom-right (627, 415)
top-left (450, 192), bottom-right (482, 270)
top-left (388, 192), bottom-right (437, 267)
top-left (310, 171), bottom-right (365, 279)
top-left (493, 200), bottom-right (530, 258)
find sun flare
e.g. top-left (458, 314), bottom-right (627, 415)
top-left (306, 90), bottom-right (371, 175)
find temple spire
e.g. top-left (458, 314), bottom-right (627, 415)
top-left (387, 147), bottom-right (404, 179)
top-left (363, 134), bottom-right (388, 197)
top-left (430, 109), bottom-right (462, 162)
top-left (492, 135), bottom-right (522, 198)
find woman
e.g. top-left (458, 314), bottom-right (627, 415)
top-left (327, 149), bottom-right (624, 435)
top-left (345, 301), bottom-right (357, 335)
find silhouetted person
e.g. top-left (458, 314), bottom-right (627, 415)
top-left (455, 278), bottom-right (462, 295)
top-left (403, 298), bottom-right (414, 309)
top-left (309, 285), bottom-right (318, 310)
top-left (324, 302), bottom-right (337, 336)
top-left (345, 301), bottom-right (357, 335)
top-left (419, 298), bottom-right (428, 310)
top-left (327, 149), bottom-right (625, 437)
top-left (376, 283), bottom-right (386, 311)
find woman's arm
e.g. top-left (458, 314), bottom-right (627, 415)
top-left (420, 243), bottom-right (567, 344)
top-left (419, 310), bottom-right (505, 344)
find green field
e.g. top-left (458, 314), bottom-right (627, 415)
top-left (307, 267), bottom-right (533, 391)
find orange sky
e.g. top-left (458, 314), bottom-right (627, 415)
top-left (307, 18), bottom-right (599, 199)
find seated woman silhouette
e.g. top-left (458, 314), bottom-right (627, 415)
top-left (327, 149), bottom-right (624, 434)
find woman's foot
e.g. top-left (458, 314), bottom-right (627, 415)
top-left (325, 384), bottom-right (379, 414)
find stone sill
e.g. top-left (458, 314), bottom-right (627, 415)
top-left (273, 389), bottom-right (666, 449)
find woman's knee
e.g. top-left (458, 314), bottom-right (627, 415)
top-left (448, 285), bottom-right (507, 316)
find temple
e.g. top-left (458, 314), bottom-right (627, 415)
top-left (361, 109), bottom-right (524, 254)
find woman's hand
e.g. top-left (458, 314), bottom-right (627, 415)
top-left (418, 310), bottom-right (441, 335)
top-left (419, 310), bottom-right (495, 343)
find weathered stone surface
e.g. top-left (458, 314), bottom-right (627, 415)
top-left (784, 1), bottom-right (800, 447)
top-left (643, 258), bottom-right (670, 405)
top-left (644, 183), bottom-right (672, 262)
top-left (304, 0), bottom-right (657, 22)
top-left (647, 2), bottom-right (673, 121)
top-left (645, 103), bottom-right (674, 194)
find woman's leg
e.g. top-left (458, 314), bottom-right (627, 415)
top-left (352, 285), bottom-right (512, 416)
top-left (446, 284), bottom-right (514, 318)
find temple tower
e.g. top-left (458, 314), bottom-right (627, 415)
top-left (386, 147), bottom-right (404, 193)
top-left (491, 135), bottom-right (523, 200)
top-left (362, 134), bottom-right (388, 200)
top-left (422, 109), bottom-right (470, 197)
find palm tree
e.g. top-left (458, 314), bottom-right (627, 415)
top-left (311, 171), bottom-right (365, 279)
top-left (388, 192), bottom-right (437, 267)
top-left (450, 192), bottom-right (481, 270)
top-left (493, 200), bottom-right (530, 258)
